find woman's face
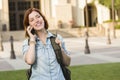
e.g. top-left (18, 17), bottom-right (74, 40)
top-left (28, 11), bottom-right (45, 31)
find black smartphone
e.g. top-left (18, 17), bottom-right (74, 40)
top-left (31, 29), bottom-right (35, 35)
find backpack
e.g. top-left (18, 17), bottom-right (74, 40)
top-left (26, 36), bottom-right (71, 80)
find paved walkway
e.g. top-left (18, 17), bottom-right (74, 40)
top-left (0, 37), bottom-right (120, 71)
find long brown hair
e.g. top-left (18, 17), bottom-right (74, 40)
top-left (23, 8), bottom-right (49, 37)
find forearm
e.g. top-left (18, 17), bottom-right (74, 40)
top-left (25, 41), bottom-right (36, 65)
top-left (61, 48), bottom-right (71, 66)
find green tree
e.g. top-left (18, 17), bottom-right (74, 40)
top-left (98, 0), bottom-right (120, 9)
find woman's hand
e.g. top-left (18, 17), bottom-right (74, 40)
top-left (55, 37), bottom-right (71, 66)
top-left (27, 26), bottom-right (36, 41)
top-left (55, 38), bottom-right (62, 47)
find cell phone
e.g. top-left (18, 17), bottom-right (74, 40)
top-left (31, 29), bottom-right (35, 35)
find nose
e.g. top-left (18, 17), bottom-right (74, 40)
top-left (34, 18), bottom-right (39, 23)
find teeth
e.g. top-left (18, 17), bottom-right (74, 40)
top-left (36, 23), bottom-right (40, 26)
top-left (35, 21), bottom-right (44, 27)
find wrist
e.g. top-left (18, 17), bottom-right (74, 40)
top-left (30, 38), bottom-right (35, 41)
top-left (29, 41), bottom-right (36, 45)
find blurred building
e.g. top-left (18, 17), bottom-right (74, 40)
top-left (0, 0), bottom-right (120, 32)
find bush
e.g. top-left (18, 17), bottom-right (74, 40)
top-left (115, 25), bottom-right (120, 29)
top-left (103, 20), bottom-right (112, 23)
top-left (115, 20), bottom-right (120, 22)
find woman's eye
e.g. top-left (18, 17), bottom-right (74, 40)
top-left (29, 19), bottom-right (34, 22)
top-left (37, 15), bottom-right (40, 18)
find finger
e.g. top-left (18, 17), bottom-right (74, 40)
top-left (55, 38), bottom-right (62, 46)
top-left (27, 26), bottom-right (33, 32)
top-left (27, 26), bottom-right (30, 31)
top-left (55, 38), bottom-right (59, 43)
top-left (27, 26), bottom-right (32, 35)
top-left (28, 26), bottom-right (32, 29)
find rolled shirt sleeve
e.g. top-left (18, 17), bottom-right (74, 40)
top-left (22, 39), bottom-right (29, 55)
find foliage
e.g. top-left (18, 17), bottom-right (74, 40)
top-left (58, 20), bottom-right (62, 24)
top-left (98, 0), bottom-right (120, 9)
top-left (114, 0), bottom-right (120, 9)
top-left (57, 20), bottom-right (63, 28)
top-left (99, 0), bottom-right (111, 8)
top-left (115, 19), bottom-right (120, 22)
top-left (103, 20), bottom-right (113, 23)
top-left (103, 19), bottom-right (120, 23)
top-left (115, 25), bottom-right (120, 29)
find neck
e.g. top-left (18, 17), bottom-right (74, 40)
top-left (36, 29), bottom-right (47, 45)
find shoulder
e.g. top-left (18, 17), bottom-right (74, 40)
top-left (56, 34), bottom-right (64, 42)
top-left (47, 31), bottom-right (64, 41)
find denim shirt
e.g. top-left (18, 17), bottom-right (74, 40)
top-left (22, 32), bottom-right (69, 80)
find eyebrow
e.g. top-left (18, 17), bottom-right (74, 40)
top-left (29, 14), bottom-right (40, 19)
top-left (35, 14), bottom-right (40, 17)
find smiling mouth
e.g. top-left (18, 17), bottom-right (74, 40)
top-left (36, 21), bottom-right (43, 27)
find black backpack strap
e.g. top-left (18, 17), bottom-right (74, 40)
top-left (50, 36), bottom-right (63, 65)
top-left (50, 36), bottom-right (71, 80)
top-left (26, 66), bottom-right (32, 80)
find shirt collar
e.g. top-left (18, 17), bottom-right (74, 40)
top-left (47, 31), bottom-right (56, 38)
top-left (35, 31), bottom-right (56, 41)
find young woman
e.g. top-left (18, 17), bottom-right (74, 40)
top-left (22, 8), bottom-right (71, 80)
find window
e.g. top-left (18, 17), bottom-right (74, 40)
top-left (33, 1), bottom-right (40, 9)
top-left (18, 1), bottom-right (30, 11)
top-left (9, 0), bottom-right (40, 31)
top-left (9, 13), bottom-right (16, 30)
top-left (19, 14), bottom-right (24, 30)
top-left (9, 1), bottom-right (15, 11)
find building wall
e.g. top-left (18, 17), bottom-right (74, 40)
top-left (58, 0), bottom-right (68, 4)
top-left (41, 0), bottom-right (51, 18)
top-left (116, 9), bottom-right (120, 20)
top-left (71, 0), bottom-right (85, 26)
top-left (0, 0), bottom-right (2, 31)
top-left (96, 3), bottom-right (110, 24)
top-left (0, 0), bottom-right (9, 31)
top-left (55, 4), bottom-right (72, 28)
top-left (0, 0), bottom-right (114, 31)
top-left (0, 9), bottom-right (2, 31)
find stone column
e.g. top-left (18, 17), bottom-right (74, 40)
top-left (2, 0), bottom-right (9, 31)
top-left (40, 0), bottom-right (51, 18)
top-left (58, 0), bottom-right (68, 4)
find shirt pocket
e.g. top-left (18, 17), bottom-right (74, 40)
top-left (47, 44), bottom-right (56, 59)
top-left (35, 44), bottom-right (44, 57)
